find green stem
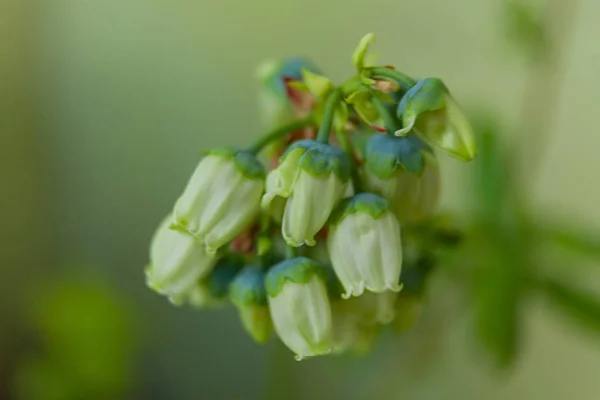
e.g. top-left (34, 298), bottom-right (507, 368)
top-left (285, 245), bottom-right (297, 259)
top-left (248, 117), bottom-right (314, 154)
top-left (367, 67), bottom-right (416, 90)
top-left (334, 130), bottom-right (364, 193)
top-left (316, 89), bottom-right (343, 143)
top-left (370, 94), bottom-right (399, 133)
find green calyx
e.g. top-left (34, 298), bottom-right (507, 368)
top-left (230, 267), bottom-right (268, 307)
top-left (281, 140), bottom-right (352, 182)
top-left (364, 133), bottom-right (430, 178)
top-left (206, 147), bottom-right (266, 180)
top-left (397, 78), bottom-right (448, 129)
top-left (204, 256), bottom-right (245, 299)
top-left (328, 193), bottom-right (391, 225)
top-left (265, 257), bottom-right (328, 297)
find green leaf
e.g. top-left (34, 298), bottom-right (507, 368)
top-left (503, 0), bottom-right (549, 60)
top-left (540, 222), bottom-right (600, 260)
top-left (352, 32), bottom-right (376, 71)
top-left (469, 121), bottom-right (512, 226)
top-left (541, 278), bottom-right (600, 334)
top-left (470, 229), bottom-right (525, 367)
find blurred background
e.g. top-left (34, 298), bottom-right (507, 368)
top-left (2, 0), bottom-right (600, 399)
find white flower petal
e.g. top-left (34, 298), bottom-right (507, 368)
top-left (204, 178), bottom-right (264, 251)
top-left (269, 276), bottom-right (332, 360)
top-left (148, 216), bottom-right (217, 297)
top-left (328, 211), bottom-right (402, 297)
top-left (282, 172), bottom-right (347, 247)
top-left (173, 155), bottom-right (228, 232)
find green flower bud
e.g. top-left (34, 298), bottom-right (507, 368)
top-left (396, 78), bottom-right (477, 162)
top-left (363, 142), bottom-right (440, 223)
top-left (146, 215), bottom-right (217, 302)
top-left (172, 148), bottom-right (265, 252)
top-left (230, 267), bottom-right (272, 343)
top-left (327, 193), bottom-right (403, 298)
top-left (256, 57), bottom-right (321, 129)
top-left (262, 140), bottom-right (351, 247)
top-left (266, 257), bottom-right (333, 360)
top-left (181, 256), bottom-right (244, 308)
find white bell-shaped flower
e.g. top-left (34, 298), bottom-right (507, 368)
top-left (363, 133), bottom-right (440, 222)
top-left (262, 140), bottom-right (351, 247)
top-left (266, 257), bottom-right (333, 360)
top-left (146, 215), bottom-right (217, 302)
top-left (327, 193), bottom-right (403, 298)
top-left (172, 148), bottom-right (265, 252)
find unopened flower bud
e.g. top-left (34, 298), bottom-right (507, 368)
top-left (328, 193), bottom-right (403, 298)
top-left (183, 256), bottom-right (244, 308)
top-left (266, 257), bottom-right (333, 359)
top-left (363, 134), bottom-right (440, 222)
top-left (230, 267), bottom-right (272, 343)
top-left (172, 148), bottom-right (265, 252)
top-left (146, 215), bottom-right (217, 302)
top-left (396, 78), bottom-right (476, 162)
top-left (262, 140), bottom-right (351, 247)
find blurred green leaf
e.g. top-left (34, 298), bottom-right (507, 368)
top-left (14, 278), bottom-right (136, 400)
top-left (541, 222), bottom-right (600, 260)
top-left (503, 0), bottom-right (549, 60)
top-left (541, 278), bottom-right (600, 334)
top-left (463, 120), bottom-right (534, 367)
top-left (471, 120), bottom-right (511, 227)
top-left (471, 231), bottom-right (524, 367)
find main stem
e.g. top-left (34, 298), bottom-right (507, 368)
top-left (316, 89), bottom-right (343, 143)
top-left (248, 118), bottom-right (313, 154)
top-left (334, 130), bottom-right (364, 193)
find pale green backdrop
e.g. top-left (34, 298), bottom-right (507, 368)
top-left (2, 0), bottom-right (599, 399)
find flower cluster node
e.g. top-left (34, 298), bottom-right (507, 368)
top-left (146, 33), bottom-right (475, 359)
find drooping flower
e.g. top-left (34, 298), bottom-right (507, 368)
top-left (396, 78), bottom-right (476, 162)
top-left (265, 257), bottom-right (333, 359)
top-left (172, 148), bottom-right (265, 252)
top-left (262, 140), bottom-right (351, 247)
top-left (327, 193), bottom-right (403, 298)
top-left (146, 215), bottom-right (218, 303)
top-left (363, 134), bottom-right (440, 222)
top-left (230, 266), bottom-right (272, 343)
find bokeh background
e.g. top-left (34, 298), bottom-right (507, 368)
top-left (2, 0), bottom-right (600, 399)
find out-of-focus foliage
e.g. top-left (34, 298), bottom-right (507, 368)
top-left (503, 0), bottom-right (549, 59)
top-left (11, 279), bottom-right (136, 400)
top-left (445, 118), bottom-right (600, 367)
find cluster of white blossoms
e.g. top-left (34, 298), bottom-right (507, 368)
top-left (146, 34), bottom-right (476, 359)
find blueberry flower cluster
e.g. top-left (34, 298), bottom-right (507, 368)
top-left (146, 33), bottom-right (476, 359)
